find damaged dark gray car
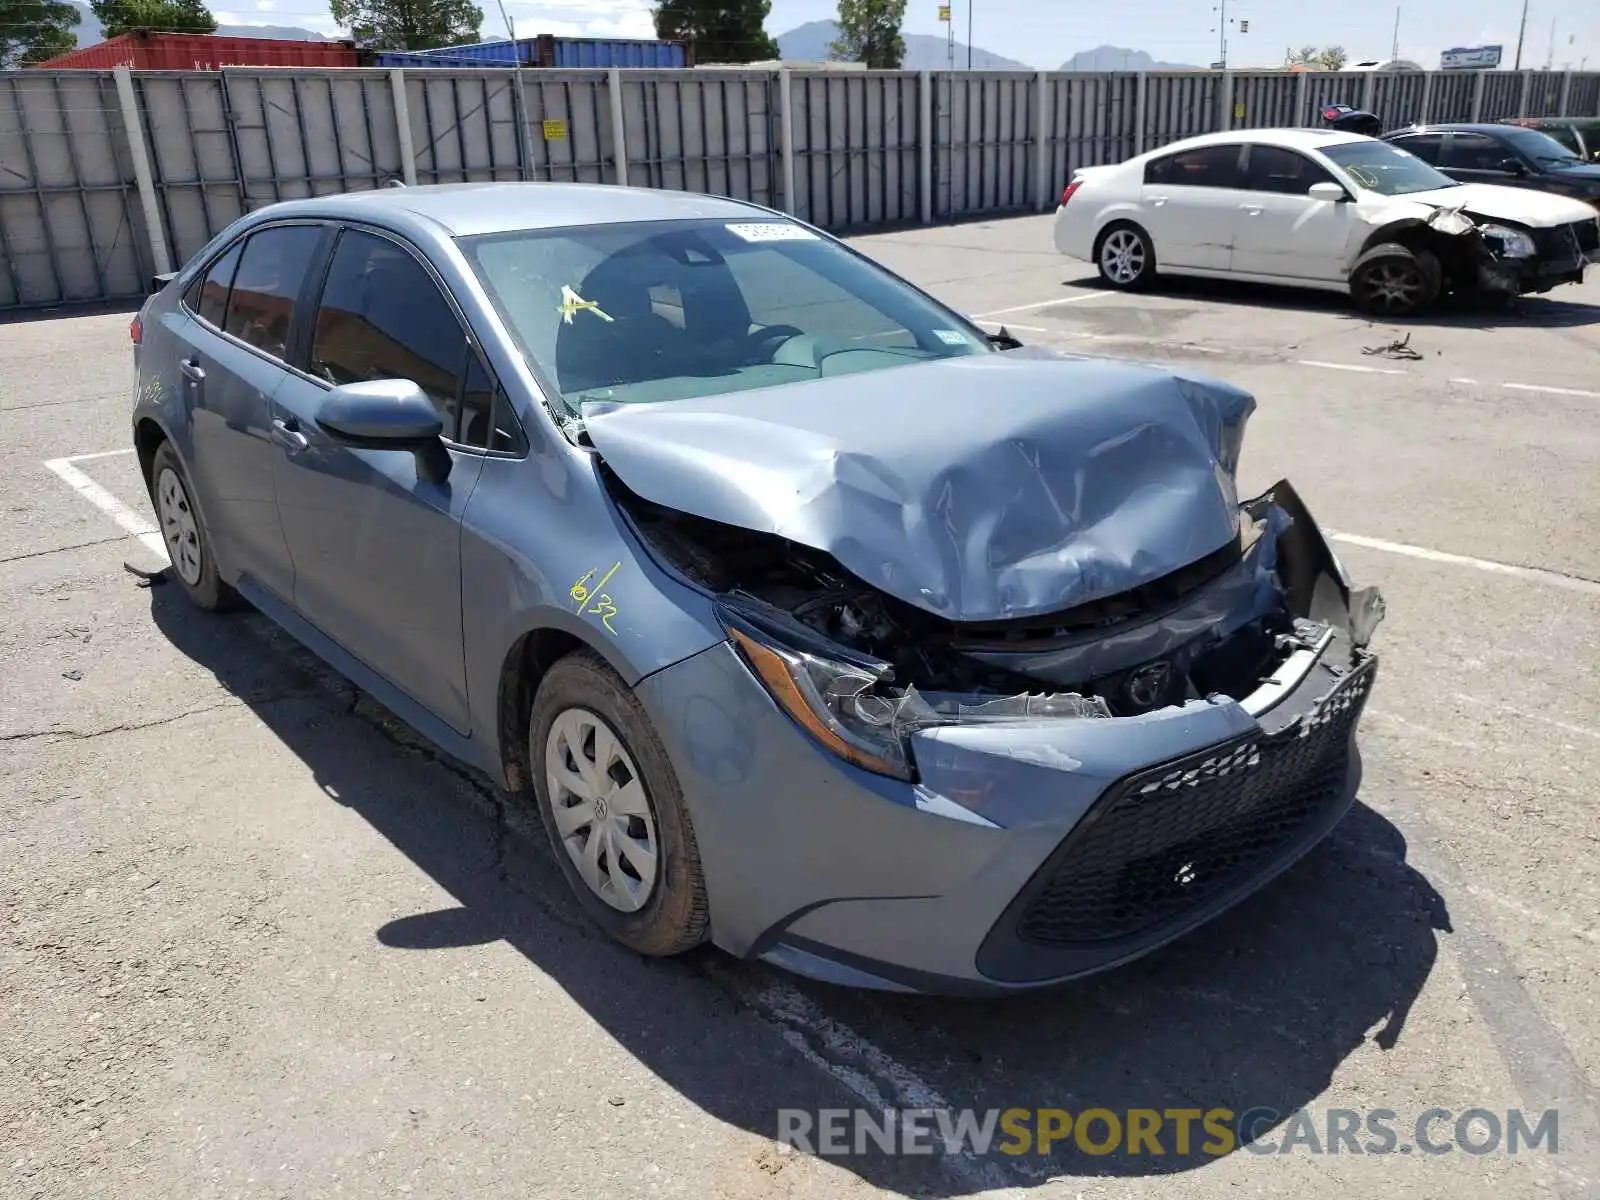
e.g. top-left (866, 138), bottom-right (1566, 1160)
top-left (133, 183), bottom-right (1384, 994)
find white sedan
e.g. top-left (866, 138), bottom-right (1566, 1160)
top-left (1053, 128), bottom-right (1600, 314)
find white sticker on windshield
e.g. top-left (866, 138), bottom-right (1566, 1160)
top-left (724, 222), bottom-right (820, 243)
top-left (933, 329), bottom-right (970, 345)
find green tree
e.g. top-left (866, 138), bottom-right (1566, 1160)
top-left (0, 0), bottom-right (80, 66)
top-left (653, 0), bottom-right (778, 64)
top-left (1287, 44), bottom-right (1321, 66)
top-left (92, 0), bottom-right (217, 36)
top-left (1317, 44), bottom-right (1348, 70)
top-left (329, 0), bottom-right (482, 50)
top-left (829, 0), bottom-right (905, 68)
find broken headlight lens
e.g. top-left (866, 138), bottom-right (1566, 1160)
top-left (725, 623), bottom-right (914, 781)
top-left (1477, 224), bottom-right (1538, 259)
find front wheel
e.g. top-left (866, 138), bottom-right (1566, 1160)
top-left (147, 440), bottom-right (239, 612)
top-left (530, 651), bottom-right (709, 957)
top-left (1096, 223), bottom-right (1156, 289)
top-left (1349, 242), bottom-right (1442, 316)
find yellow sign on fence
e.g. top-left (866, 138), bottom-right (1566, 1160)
top-left (543, 118), bottom-right (568, 141)
top-left (938, 4), bottom-right (950, 20)
top-left (1233, 102), bottom-right (1245, 119)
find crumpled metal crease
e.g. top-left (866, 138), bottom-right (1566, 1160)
top-left (582, 347), bottom-right (1256, 622)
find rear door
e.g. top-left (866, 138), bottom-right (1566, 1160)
top-left (1230, 145), bottom-right (1358, 280)
top-left (1139, 143), bottom-right (1246, 270)
top-left (172, 223), bottom-right (327, 603)
top-left (269, 225), bottom-right (489, 733)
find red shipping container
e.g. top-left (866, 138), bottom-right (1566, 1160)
top-left (35, 31), bottom-right (359, 70)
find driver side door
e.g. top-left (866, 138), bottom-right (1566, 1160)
top-left (1230, 145), bottom-right (1361, 281)
top-left (269, 225), bottom-right (491, 733)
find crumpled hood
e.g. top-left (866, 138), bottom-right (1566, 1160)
top-left (583, 347), bottom-right (1255, 623)
top-left (1406, 182), bottom-right (1600, 226)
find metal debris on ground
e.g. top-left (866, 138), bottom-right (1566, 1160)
top-left (1362, 333), bottom-right (1424, 361)
top-left (123, 561), bottom-right (168, 586)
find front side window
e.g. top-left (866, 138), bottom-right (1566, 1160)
top-left (309, 229), bottom-right (471, 437)
top-left (1321, 140), bottom-right (1459, 195)
top-left (1243, 146), bottom-right (1337, 194)
top-left (223, 225), bottom-right (324, 360)
top-left (1443, 133), bottom-right (1517, 171)
top-left (1144, 145), bottom-right (1243, 188)
top-left (463, 219), bottom-right (989, 411)
top-left (1491, 126), bottom-right (1585, 167)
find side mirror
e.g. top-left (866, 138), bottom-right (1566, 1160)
top-left (1499, 157), bottom-right (1526, 175)
top-left (1308, 181), bottom-right (1349, 202)
top-left (317, 379), bottom-right (452, 485)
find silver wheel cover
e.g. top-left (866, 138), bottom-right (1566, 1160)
top-left (545, 707), bottom-right (660, 913)
top-left (155, 466), bottom-right (203, 586)
top-left (1101, 229), bottom-right (1146, 285)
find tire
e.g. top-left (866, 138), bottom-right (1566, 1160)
top-left (1095, 222), bottom-right (1157, 290)
top-left (1349, 242), bottom-right (1442, 316)
top-left (146, 440), bottom-right (240, 612)
top-left (530, 650), bottom-right (709, 957)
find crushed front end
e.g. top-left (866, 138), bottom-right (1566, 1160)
top-left (624, 473), bottom-right (1383, 993)
top-left (1427, 205), bottom-right (1599, 297)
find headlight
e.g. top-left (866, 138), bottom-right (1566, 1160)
top-left (725, 620), bottom-right (913, 780)
top-left (1477, 223), bottom-right (1538, 258)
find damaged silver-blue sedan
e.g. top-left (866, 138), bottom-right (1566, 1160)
top-left (131, 183), bottom-right (1383, 994)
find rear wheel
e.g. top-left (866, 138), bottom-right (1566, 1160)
top-left (1349, 242), bottom-right (1442, 316)
top-left (147, 440), bottom-right (239, 612)
top-left (1095, 223), bottom-right (1156, 289)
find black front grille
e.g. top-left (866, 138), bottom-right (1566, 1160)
top-left (1011, 658), bottom-right (1375, 950)
top-left (1572, 218), bottom-right (1600, 254)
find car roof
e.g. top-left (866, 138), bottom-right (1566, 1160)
top-left (1148, 127), bottom-right (1374, 155)
top-left (1395, 123), bottom-right (1515, 136)
top-left (257, 182), bottom-right (771, 238)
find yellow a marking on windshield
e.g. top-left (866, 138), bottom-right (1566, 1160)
top-left (559, 285), bottom-right (614, 324)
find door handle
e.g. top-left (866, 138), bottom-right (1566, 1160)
top-left (179, 358), bottom-right (205, 382)
top-left (270, 417), bottom-right (309, 454)
top-left (1150, 195), bottom-right (1168, 207)
top-left (1241, 204), bottom-right (1263, 214)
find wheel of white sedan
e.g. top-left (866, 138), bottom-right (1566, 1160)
top-left (530, 650), bottom-right (709, 955)
top-left (1095, 222), bottom-right (1156, 290)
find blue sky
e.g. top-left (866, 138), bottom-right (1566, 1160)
top-left (215, 0), bottom-right (1599, 71)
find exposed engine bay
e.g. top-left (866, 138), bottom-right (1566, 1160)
top-left (607, 467), bottom-right (1385, 729)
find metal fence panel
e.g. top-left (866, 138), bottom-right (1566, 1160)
top-left (1048, 73), bottom-right (1136, 183)
top-left (1299, 72), bottom-right (1363, 123)
top-left (1428, 71), bottom-right (1478, 121)
top-left (404, 68), bottom-right (528, 182)
top-left (1144, 73), bottom-right (1215, 149)
top-left (1228, 72), bottom-right (1298, 129)
top-left (1522, 73), bottom-right (1564, 118)
top-left (0, 71), bottom-right (145, 308)
top-left (936, 72), bottom-right (1035, 219)
top-left (1572, 75), bottom-right (1600, 117)
top-left (1480, 71), bottom-right (1522, 120)
top-left (790, 71), bottom-right (916, 227)
top-left (629, 71), bottom-right (775, 206)
top-left (1371, 73), bottom-right (1428, 127)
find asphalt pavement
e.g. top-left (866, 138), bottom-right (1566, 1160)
top-left (2, 212), bottom-right (1598, 1199)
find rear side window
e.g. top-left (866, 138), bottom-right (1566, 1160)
top-left (1145, 145), bottom-right (1243, 188)
top-left (1388, 133), bottom-right (1444, 164)
top-left (1243, 146), bottom-right (1337, 194)
top-left (1443, 133), bottom-right (1512, 170)
top-left (309, 229), bottom-right (471, 440)
top-left (223, 225), bottom-right (324, 360)
top-left (189, 243), bottom-right (241, 328)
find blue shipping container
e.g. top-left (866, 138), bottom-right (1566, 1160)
top-left (408, 35), bottom-right (689, 68)
top-left (370, 49), bottom-right (507, 67)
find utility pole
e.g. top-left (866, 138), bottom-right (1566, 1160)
top-left (1512, 0), bottom-right (1529, 69)
top-left (1390, 6), bottom-right (1400, 63)
top-left (966, 0), bottom-right (973, 69)
top-left (1218, 0), bottom-right (1227, 68)
top-left (1543, 16), bottom-right (1555, 70)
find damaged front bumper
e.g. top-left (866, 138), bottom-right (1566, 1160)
top-left (1431, 206), bottom-right (1597, 295)
top-left (635, 482), bottom-right (1383, 994)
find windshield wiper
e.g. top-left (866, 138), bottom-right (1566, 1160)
top-left (985, 326), bottom-right (1024, 350)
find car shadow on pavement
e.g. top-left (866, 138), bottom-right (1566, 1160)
top-left (151, 588), bottom-right (1451, 1195)
top-left (1065, 271), bottom-right (1600, 329)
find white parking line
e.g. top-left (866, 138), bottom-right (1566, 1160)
top-left (42, 452), bottom-right (168, 563)
top-left (1503, 382), bottom-right (1600, 399)
top-left (1297, 360), bottom-right (1407, 376)
top-left (969, 293), bottom-right (1101, 319)
top-left (1327, 530), bottom-right (1600, 596)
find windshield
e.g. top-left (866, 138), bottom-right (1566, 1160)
top-left (1323, 140), bottom-right (1460, 195)
top-left (1495, 126), bottom-right (1586, 167)
top-left (462, 219), bottom-right (989, 412)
